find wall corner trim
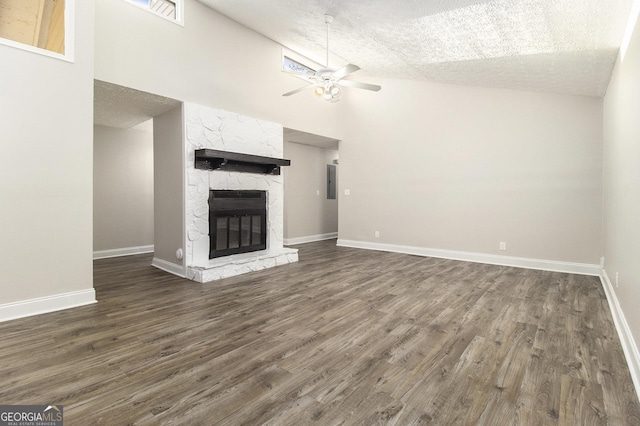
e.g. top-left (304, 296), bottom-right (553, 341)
top-left (335, 239), bottom-right (602, 276)
top-left (152, 257), bottom-right (186, 278)
top-left (600, 269), bottom-right (640, 400)
top-left (93, 245), bottom-right (154, 259)
top-left (284, 233), bottom-right (338, 246)
top-left (0, 289), bottom-right (96, 323)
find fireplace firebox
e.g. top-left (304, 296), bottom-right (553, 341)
top-left (209, 190), bottom-right (267, 259)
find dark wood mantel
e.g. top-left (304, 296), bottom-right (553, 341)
top-left (194, 149), bottom-right (291, 175)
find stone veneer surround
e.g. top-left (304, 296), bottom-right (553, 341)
top-left (184, 103), bottom-right (297, 282)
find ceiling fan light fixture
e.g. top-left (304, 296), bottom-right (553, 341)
top-left (317, 84), bottom-right (340, 102)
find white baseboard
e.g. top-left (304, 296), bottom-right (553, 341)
top-left (93, 245), bottom-right (154, 259)
top-left (600, 270), bottom-right (640, 399)
top-left (0, 289), bottom-right (96, 323)
top-left (284, 233), bottom-right (338, 246)
top-left (152, 257), bottom-right (186, 278)
top-left (336, 239), bottom-right (601, 276)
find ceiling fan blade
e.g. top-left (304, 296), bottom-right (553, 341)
top-left (332, 64), bottom-right (360, 80)
top-left (283, 84), bottom-right (315, 97)
top-left (338, 79), bottom-right (382, 92)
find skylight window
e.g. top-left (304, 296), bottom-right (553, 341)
top-left (282, 55), bottom-right (315, 75)
top-left (281, 48), bottom-right (323, 77)
top-left (122, 0), bottom-right (182, 24)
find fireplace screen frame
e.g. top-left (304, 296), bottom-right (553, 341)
top-left (209, 190), bottom-right (267, 259)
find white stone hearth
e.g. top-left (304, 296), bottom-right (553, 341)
top-left (183, 103), bottom-right (298, 282)
top-left (189, 248), bottom-right (298, 283)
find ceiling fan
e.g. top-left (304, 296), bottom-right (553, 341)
top-left (283, 14), bottom-right (382, 102)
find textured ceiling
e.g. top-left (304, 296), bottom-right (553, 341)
top-left (94, 80), bottom-right (181, 129)
top-left (198, 0), bottom-right (634, 97)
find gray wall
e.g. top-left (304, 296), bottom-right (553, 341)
top-left (153, 105), bottom-right (185, 271)
top-left (93, 122), bottom-right (154, 253)
top-left (0, 0), bottom-right (94, 306)
top-left (283, 142), bottom-right (339, 242)
top-left (340, 80), bottom-right (603, 264)
top-left (603, 13), bottom-right (640, 365)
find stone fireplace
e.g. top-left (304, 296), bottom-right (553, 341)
top-left (184, 103), bottom-right (298, 283)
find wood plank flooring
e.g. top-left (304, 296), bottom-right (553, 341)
top-left (0, 240), bottom-right (639, 425)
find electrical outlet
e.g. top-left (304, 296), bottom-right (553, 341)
top-left (615, 272), bottom-right (619, 288)
top-left (316, 190), bottom-right (320, 196)
top-left (344, 189), bottom-right (351, 196)
top-left (375, 231), bottom-right (380, 238)
top-left (499, 242), bottom-right (506, 251)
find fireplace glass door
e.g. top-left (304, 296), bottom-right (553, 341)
top-left (209, 190), bottom-right (267, 258)
top-left (215, 215), bottom-right (263, 251)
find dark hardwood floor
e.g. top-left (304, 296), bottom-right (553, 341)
top-left (0, 240), bottom-right (639, 425)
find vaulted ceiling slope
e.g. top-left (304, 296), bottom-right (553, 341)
top-left (198, 0), bottom-right (634, 97)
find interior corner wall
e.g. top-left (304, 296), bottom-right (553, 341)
top-left (283, 142), bottom-right (339, 241)
top-left (340, 79), bottom-right (603, 265)
top-left (603, 13), bottom-right (640, 365)
top-left (93, 122), bottom-right (154, 253)
top-left (153, 105), bottom-right (185, 273)
top-left (0, 0), bottom-right (95, 311)
top-left (94, 0), bottom-right (345, 141)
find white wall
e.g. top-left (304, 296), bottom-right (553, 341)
top-left (603, 11), bottom-right (640, 379)
top-left (94, 122), bottom-right (154, 253)
top-left (153, 105), bottom-right (185, 273)
top-left (284, 142), bottom-right (339, 242)
top-left (340, 78), bottom-right (603, 266)
top-left (94, 0), bottom-right (345, 141)
top-left (0, 0), bottom-right (95, 316)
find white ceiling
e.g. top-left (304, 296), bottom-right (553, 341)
top-left (198, 0), bottom-right (635, 97)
